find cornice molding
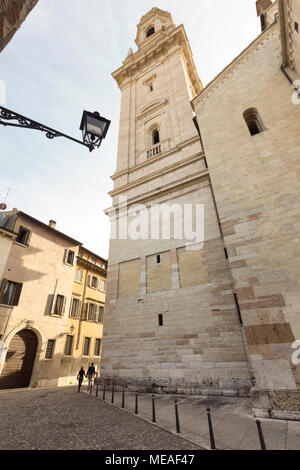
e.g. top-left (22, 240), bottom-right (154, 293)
top-left (109, 150), bottom-right (205, 198)
top-left (112, 25), bottom-right (202, 94)
top-left (111, 135), bottom-right (202, 181)
top-left (105, 169), bottom-right (209, 216)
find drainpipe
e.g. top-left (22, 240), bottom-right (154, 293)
top-left (76, 268), bottom-right (89, 349)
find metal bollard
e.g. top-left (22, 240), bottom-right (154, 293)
top-left (256, 420), bottom-right (266, 450)
top-left (152, 395), bottom-right (156, 423)
top-left (111, 386), bottom-right (115, 404)
top-left (103, 385), bottom-right (106, 400)
top-left (206, 407), bottom-right (216, 450)
top-left (122, 388), bottom-right (125, 409)
top-left (174, 400), bottom-right (180, 433)
top-left (96, 384), bottom-right (98, 397)
top-left (135, 393), bottom-right (138, 415)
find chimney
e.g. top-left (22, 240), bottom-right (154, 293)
top-left (49, 220), bottom-right (56, 229)
top-left (256, 0), bottom-right (272, 17)
top-left (12, 208), bottom-right (18, 212)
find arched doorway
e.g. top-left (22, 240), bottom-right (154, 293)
top-left (0, 329), bottom-right (38, 389)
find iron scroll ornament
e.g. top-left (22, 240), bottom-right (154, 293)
top-left (0, 106), bottom-right (96, 151)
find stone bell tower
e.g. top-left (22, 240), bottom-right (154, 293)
top-left (100, 8), bottom-right (252, 396)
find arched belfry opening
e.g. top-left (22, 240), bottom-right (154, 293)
top-left (0, 329), bottom-right (38, 389)
top-left (152, 129), bottom-right (160, 145)
top-left (146, 26), bottom-right (155, 38)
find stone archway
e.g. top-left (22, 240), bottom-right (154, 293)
top-left (0, 329), bottom-right (38, 389)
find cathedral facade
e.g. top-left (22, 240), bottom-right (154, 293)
top-left (100, 1), bottom-right (300, 420)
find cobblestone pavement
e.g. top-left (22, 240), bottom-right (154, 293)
top-left (0, 387), bottom-right (201, 450)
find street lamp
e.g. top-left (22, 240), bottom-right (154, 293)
top-left (0, 106), bottom-right (111, 152)
top-left (80, 111), bottom-right (111, 150)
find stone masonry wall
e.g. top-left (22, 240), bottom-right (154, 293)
top-left (193, 23), bottom-right (300, 419)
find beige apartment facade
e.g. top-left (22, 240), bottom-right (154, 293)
top-left (0, 210), bottom-right (107, 389)
top-left (59, 247), bottom-right (107, 386)
top-left (100, 2), bottom-right (300, 420)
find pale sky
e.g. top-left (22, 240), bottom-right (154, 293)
top-left (0, 0), bottom-right (261, 258)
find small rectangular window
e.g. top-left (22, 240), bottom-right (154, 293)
top-left (83, 337), bottom-right (91, 356)
top-left (16, 226), bottom-right (31, 246)
top-left (96, 306), bottom-right (104, 323)
top-left (64, 335), bottom-right (73, 356)
top-left (75, 269), bottom-right (83, 283)
top-left (45, 340), bottom-right (55, 359)
top-left (54, 294), bottom-right (65, 316)
top-left (89, 275), bottom-right (98, 289)
top-left (0, 280), bottom-right (23, 306)
top-left (94, 338), bottom-right (101, 356)
top-left (87, 303), bottom-right (97, 322)
top-left (64, 249), bottom-right (76, 266)
top-left (156, 254), bottom-right (161, 264)
top-left (70, 298), bottom-right (81, 318)
top-left (158, 314), bottom-right (163, 326)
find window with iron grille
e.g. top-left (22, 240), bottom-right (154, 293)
top-left (0, 280), bottom-right (23, 306)
top-left (94, 338), bottom-right (101, 356)
top-left (83, 337), bottom-right (91, 356)
top-left (45, 339), bottom-right (55, 359)
top-left (64, 335), bottom-right (74, 356)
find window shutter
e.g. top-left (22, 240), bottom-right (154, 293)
top-left (87, 302), bottom-right (90, 320)
top-left (64, 249), bottom-right (69, 263)
top-left (0, 279), bottom-right (7, 303)
top-left (25, 230), bottom-right (32, 246)
top-left (77, 299), bottom-right (82, 319)
top-left (96, 278), bottom-right (100, 289)
top-left (73, 253), bottom-right (77, 266)
top-left (88, 275), bottom-right (91, 287)
top-left (50, 294), bottom-right (57, 315)
top-left (12, 283), bottom-right (23, 306)
top-left (62, 296), bottom-right (67, 315)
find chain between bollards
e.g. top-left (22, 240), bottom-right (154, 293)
top-left (135, 393), bottom-right (138, 415)
top-left (152, 394), bottom-right (156, 423)
top-left (256, 420), bottom-right (266, 450)
top-left (206, 407), bottom-right (216, 450)
top-left (174, 400), bottom-right (180, 433)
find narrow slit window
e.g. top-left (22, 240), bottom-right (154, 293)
top-left (156, 254), bottom-right (161, 264)
top-left (243, 108), bottom-right (265, 136)
top-left (158, 314), bottom-right (163, 326)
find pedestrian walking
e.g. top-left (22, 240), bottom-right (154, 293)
top-left (77, 366), bottom-right (86, 393)
top-left (87, 362), bottom-right (96, 391)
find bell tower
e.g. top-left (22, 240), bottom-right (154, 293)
top-left (112, 7), bottom-right (202, 173)
top-left (100, 8), bottom-right (251, 396)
